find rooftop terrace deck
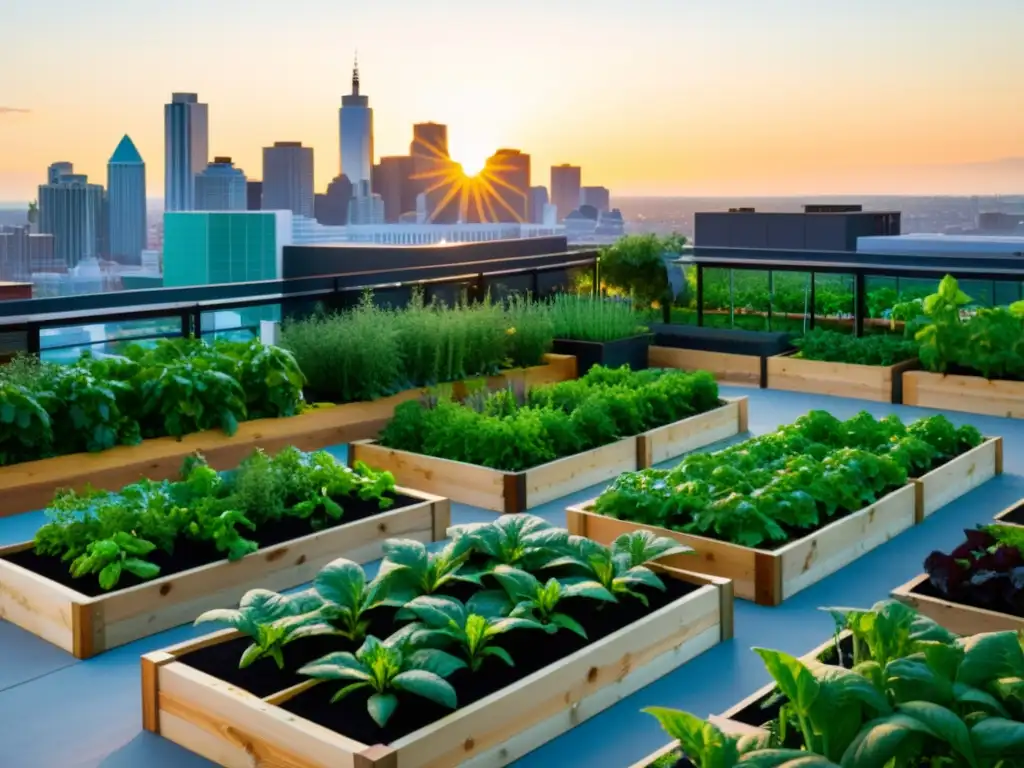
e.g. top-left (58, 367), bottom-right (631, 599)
top-left (1, 386), bottom-right (1021, 768)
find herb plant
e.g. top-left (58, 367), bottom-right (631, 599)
top-left (379, 365), bottom-right (722, 472)
top-left (545, 293), bottom-right (647, 342)
top-left (794, 328), bottom-right (918, 366)
top-left (30, 447), bottom-right (399, 591)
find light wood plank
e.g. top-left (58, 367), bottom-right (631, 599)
top-left (638, 398), bottom-right (746, 467)
top-left (913, 437), bottom-right (1001, 521)
top-left (524, 439), bottom-right (636, 509)
top-left (767, 354), bottom-right (917, 403)
top-left (648, 346), bottom-right (761, 388)
top-left (891, 573), bottom-right (1024, 635)
top-left (903, 370), bottom-right (1024, 418)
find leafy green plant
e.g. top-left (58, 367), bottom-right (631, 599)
top-left (312, 558), bottom-right (392, 642)
top-left (597, 234), bottom-right (679, 311)
top-left (298, 635), bottom-right (464, 727)
top-left (31, 447), bottom-right (401, 592)
top-left (377, 537), bottom-right (479, 602)
top-left (491, 565), bottom-right (615, 638)
top-left (450, 514), bottom-right (570, 575)
top-left (794, 329), bottom-right (918, 366)
top-left (195, 589), bottom-right (333, 669)
top-left (379, 366), bottom-right (722, 473)
top-left (68, 531), bottom-right (160, 590)
top-left (396, 594), bottom-right (547, 671)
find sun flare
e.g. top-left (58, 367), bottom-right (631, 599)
top-left (458, 155), bottom-right (487, 177)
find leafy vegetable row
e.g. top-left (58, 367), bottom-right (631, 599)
top-left (924, 525), bottom-right (1024, 616)
top-left (596, 410), bottom-right (983, 547)
top-left (794, 328), bottom-right (919, 367)
top-left (379, 365), bottom-right (722, 472)
top-left (31, 447), bottom-right (397, 590)
top-left (196, 514), bottom-right (692, 729)
top-left (0, 337), bottom-right (305, 467)
top-left (647, 600), bottom-right (1024, 767)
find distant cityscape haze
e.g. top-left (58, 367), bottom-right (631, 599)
top-left (0, 0), bottom-right (1022, 201)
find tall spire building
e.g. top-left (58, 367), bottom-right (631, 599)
top-left (164, 93), bottom-right (209, 212)
top-left (107, 135), bottom-right (147, 265)
top-left (339, 54), bottom-right (374, 194)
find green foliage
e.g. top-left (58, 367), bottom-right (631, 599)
top-left (644, 601), bottom-right (1024, 768)
top-left (491, 565), bottom-right (614, 638)
top-left (298, 635), bottom-right (464, 727)
top-left (280, 290), bottom-right (555, 403)
top-left (0, 337), bottom-right (304, 466)
top-left (795, 329), bottom-right (918, 366)
top-left (597, 234), bottom-right (681, 309)
top-left (595, 410), bottom-right (983, 548)
top-left (313, 558), bottom-right (392, 642)
top-left (915, 274), bottom-right (1024, 380)
top-left (545, 293), bottom-right (648, 342)
top-left (379, 365), bottom-right (722, 472)
top-left (32, 447), bottom-right (398, 591)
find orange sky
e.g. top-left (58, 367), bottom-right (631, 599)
top-left (0, 0), bottom-right (1022, 201)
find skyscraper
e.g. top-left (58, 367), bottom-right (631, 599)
top-left (106, 135), bottom-right (147, 265)
top-left (484, 149), bottom-right (530, 223)
top-left (580, 186), bottom-right (611, 213)
top-left (339, 56), bottom-right (373, 190)
top-left (47, 162), bottom-right (73, 185)
top-left (528, 186), bottom-right (549, 224)
top-left (164, 93), bottom-right (209, 212)
top-left (411, 122), bottom-right (458, 224)
top-left (246, 181), bottom-right (263, 211)
top-left (315, 175), bottom-right (354, 225)
top-left (195, 157), bottom-right (248, 211)
top-left (38, 170), bottom-right (104, 268)
top-left (551, 164), bottom-right (582, 222)
top-left (262, 142), bottom-right (314, 217)
top-left (374, 155), bottom-right (415, 222)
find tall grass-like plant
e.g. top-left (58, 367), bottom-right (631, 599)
top-left (280, 293), bottom-right (403, 402)
top-left (505, 294), bottom-right (555, 367)
top-left (547, 295), bottom-right (646, 342)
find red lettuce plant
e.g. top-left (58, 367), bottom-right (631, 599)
top-left (924, 525), bottom-right (1024, 614)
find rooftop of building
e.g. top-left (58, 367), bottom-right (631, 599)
top-left (108, 134), bottom-right (144, 165)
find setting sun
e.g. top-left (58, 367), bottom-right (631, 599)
top-left (457, 155), bottom-right (487, 177)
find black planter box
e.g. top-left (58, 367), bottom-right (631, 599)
top-left (552, 333), bottom-right (652, 375)
top-left (648, 324), bottom-right (794, 357)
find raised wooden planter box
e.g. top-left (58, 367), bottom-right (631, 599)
top-left (766, 352), bottom-right (919, 403)
top-left (649, 345), bottom-right (763, 388)
top-left (0, 488), bottom-right (449, 659)
top-left (903, 370), bottom-right (1024, 418)
top-left (911, 436), bottom-right (1002, 522)
top-left (567, 484), bottom-right (917, 606)
top-left (992, 498), bottom-right (1024, 526)
top-left (141, 564), bottom-right (734, 768)
top-left (0, 354), bottom-right (576, 520)
top-left (891, 573), bottom-right (1024, 636)
top-left (349, 397), bottom-right (748, 514)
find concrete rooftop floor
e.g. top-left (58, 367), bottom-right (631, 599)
top-left (1, 385), bottom-right (1022, 768)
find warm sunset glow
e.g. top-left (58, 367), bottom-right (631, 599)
top-left (412, 143), bottom-right (527, 224)
top-left (458, 155), bottom-right (487, 177)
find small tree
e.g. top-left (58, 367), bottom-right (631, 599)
top-left (598, 233), bottom-right (688, 320)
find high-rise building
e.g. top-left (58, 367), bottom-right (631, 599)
top-left (47, 162), bottom-right (73, 185)
top-left (484, 149), bottom-right (530, 223)
top-left (262, 142), bottom-right (314, 217)
top-left (246, 181), bottom-right (263, 211)
top-left (374, 155), bottom-right (415, 223)
top-left (411, 122), bottom-right (458, 224)
top-left (550, 164), bottom-right (582, 222)
top-left (528, 186), bottom-right (549, 224)
top-left (164, 93), bottom-right (209, 212)
top-left (348, 181), bottom-right (385, 225)
top-left (106, 135), bottom-right (147, 265)
top-left (195, 157), bottom-right (248, 211)
top-left (0, 225), bottom-right (55, 282)
top-left (162, 211), bottom-right (292, 287)
top-left (38, 171), bottom-right (104, 268)
top-left (315, 175), bottom-right (354, 226)
top-left (339, 56), bottom-right (373, 190)
top-left (580, 186), bottom-right (610, 213)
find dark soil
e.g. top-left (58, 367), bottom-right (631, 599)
top-left (180, 577), bottom-right (700, 745)
top-left (3, 491), bottom-right (421, 598)
top-left (997, 503), bottom-right (1024, 526)
top-left (912, 577), bottom-right (1024, 619)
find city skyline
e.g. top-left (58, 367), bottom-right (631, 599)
top-left (0, 0), bottom-right (1022, 200)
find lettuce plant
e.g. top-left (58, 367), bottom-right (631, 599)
top-left (376, 537), bottom-right (479, 604)
top-left (451, 514), bottom-right (569, 575)
top-left (395, 594), bottom-right (547, 671)
top-left (195, 589), bottom-right (334, 669)
top-left (298, 635), bottom-right (463, 727)
top-left (491, 565), bottom-right (614, 638)
top-left (923, 526), bottom-right (1024, 616)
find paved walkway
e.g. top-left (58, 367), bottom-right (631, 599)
top-left (1, 387), bottom-right (1022, 767)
